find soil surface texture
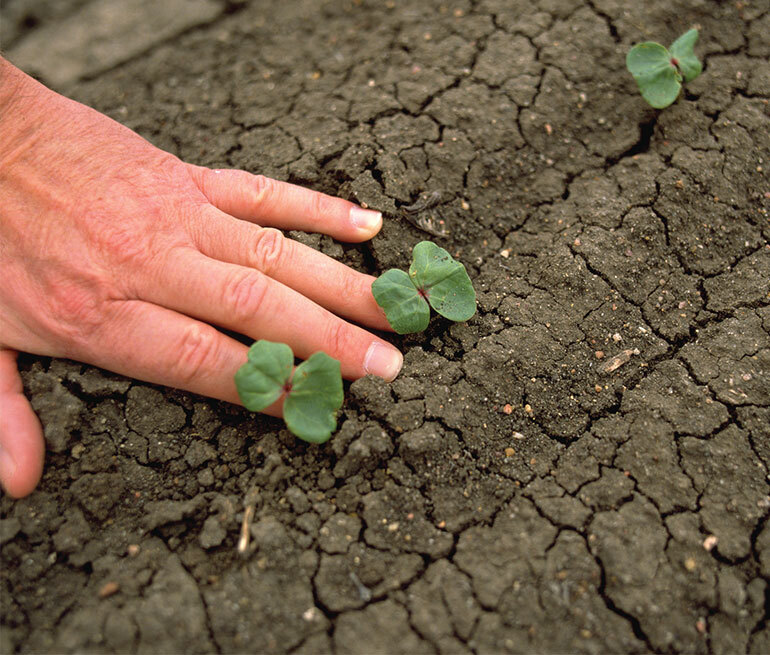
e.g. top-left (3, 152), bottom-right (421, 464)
top-left (2, 0), bottom-right (770, 653)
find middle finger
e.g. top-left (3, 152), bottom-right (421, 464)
top-left (190, 205), bottom-right (391, 332)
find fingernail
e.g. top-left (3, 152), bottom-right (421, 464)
top-left (364, 342), bottom-right (403, 381)
top-left (0, 443), bottom-right (16, 489)
top-left (350, 207), bottom-right (382, 235)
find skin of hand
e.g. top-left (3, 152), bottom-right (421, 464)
top-left (0, 58), bottom-right (403, 498)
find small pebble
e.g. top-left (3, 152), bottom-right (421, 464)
top-left (503, 404), bottom-right (513, 414)
top-left (98, 582), bottom-right (119, 599)
top-left (703, 535), bottom-right (718, 551)
top-left (504, 447), bottom-right (516, 457)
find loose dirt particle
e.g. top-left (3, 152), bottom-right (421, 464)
top-left (505, 447), bottom-right (516, 457)
top-left (503, 404), bottom-right (513, 414)
top-left (512, 432), bottom-right (525, 440)
top-left (126, 544), bottom-right (140, 557)
top-left (684, 557), bottom-right (697, 571)
top-left (98, 581), bottom-right (119, 599)
top-left (594, 384), bottom-right (603, 393)
top-left (595, 351), bottom-right (604, 359)
top-left (524, 404), bottom-right (533, 414)
top-left (696, 618), bottom-right (707, 634)
top-left (703, 535), bottom-right (718, 551)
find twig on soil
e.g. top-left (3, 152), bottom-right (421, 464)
top-left (599, 348), bottom-right (640, 374)
top-left (237, 487), bottom-right (261, 556)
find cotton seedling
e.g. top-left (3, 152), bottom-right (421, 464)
top-left (626, 28), bottom-right (702, 109)
top-left (235, 340), bottom-right (343, 443)
top-left (372, 240), bottom-right (476, 334)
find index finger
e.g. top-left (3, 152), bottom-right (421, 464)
top-left (188, 165), bottom-right (383, 243)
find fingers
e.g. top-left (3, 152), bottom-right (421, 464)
top-left (188, 165), bottom-right (383, 243)
top-left (189, 208), bottom-right (390, 331)
top-left (0, 348), bottom-right (45, 498)
top-left (86, 301), bottom-right (283, 417)
top-left (144, 250), bottom-right (403, 381)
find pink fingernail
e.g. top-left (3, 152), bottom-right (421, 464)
top-left (364, 342), bottom-right (403, 381)
top-left (350, 207), bottom-right (383, 234)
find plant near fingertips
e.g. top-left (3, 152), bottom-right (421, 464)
top-left (626, 28), bottom-right (702, 109)
top-left (372, 241), bottom-right (476, 334)
top-left (235, 340), bottom-right (343, 443)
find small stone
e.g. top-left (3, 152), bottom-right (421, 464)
top-left (503, 404), bottom-right (513, 414)
top-left (684, 557), bottom-right (697, 571)
top-left (703, 535), bottom-right (718, 551)
top-left (512, 432), bottom-right (525, 440)
top-left (99, 581), bottom-right (120, 599)
top-left (594, 384), bottom-right (603, 393)
top-left (524, 404), bottom-right (533, 414)
top-left (127, 544), bottom-right (140, 557)
top-left (595, 351), bottom-right (604, 359)
top-left (504, 447), bottom-right (516, 457)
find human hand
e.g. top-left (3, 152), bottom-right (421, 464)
top-left (0, 59), bottom-right (402, 498)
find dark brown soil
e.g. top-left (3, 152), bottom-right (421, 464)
top-left (2, 0), bottom-right (769, 653)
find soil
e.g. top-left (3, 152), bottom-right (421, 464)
top-left (2, 0), bottom-right (769, 653)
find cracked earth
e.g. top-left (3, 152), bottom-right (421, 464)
top-left (1, 0), bottom-right (769, 653)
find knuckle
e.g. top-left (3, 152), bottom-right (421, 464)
top-left (223, 269), bottom-right (270, 323)
top-left (252, 174), bottom-right (276, 209)
top-left (170, 323), bottom-right (221, 386)
top-left (45, 281), bottom-right (108, 350)
top-left (324, 320), bottom-right (355, 358)
top-left (308, 189), bottom-right (334, 221)
top-left (340, 272), bottom-right (370, 308)
top-left (88, 207), bottom-right (161, 269)
top-left (251, 227), bottom-right (289, 274)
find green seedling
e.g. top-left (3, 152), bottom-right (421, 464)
top-left (626, 28), bottom-right (702, 109)
top-left (235, 340), bottom-right (343, 443)
top-left (372, 240), bottom-right (476, 334)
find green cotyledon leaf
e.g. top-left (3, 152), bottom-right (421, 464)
top-left (409, 241), bottom-right (476, 322)
top-left (234, 340), bottom-right (293, 411)
top-left (626, 41), bottom-right (682, 109)
top-left (669, 28), bottom-right (702, 82)
top-left (284, 351), bottom-right (344, 443)
top-left (371, 268), bottom-right (431, 334)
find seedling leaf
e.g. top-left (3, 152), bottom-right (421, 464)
top-left (235, 341), bottom-right (344, 444)
top-left (626, 42), bottom-right (681, 109)
top-left (409, 241), bottom-right (476, 321)
top-left (234, 340), bottom-right (293, 411)
top-left (372, 240), bottom-right (476, 333)
top-left (626, 29), bottom-right (701, 109)
top-left (284, 352), bottom-right (343, 443)
top-left (669, 28), bottom-right (702, 82)
top-left (372, 268), bottom-right (431, 334)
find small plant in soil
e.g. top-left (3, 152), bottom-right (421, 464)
top-left (235, 340), bottom-right (343, 443)
top-left (372, 240), bottom-right (476, 334)
top-left (626, 28), bottom-right (702, 109)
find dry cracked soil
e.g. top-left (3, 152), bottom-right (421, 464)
top-left (1, 0), bottom-right (770, 653)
